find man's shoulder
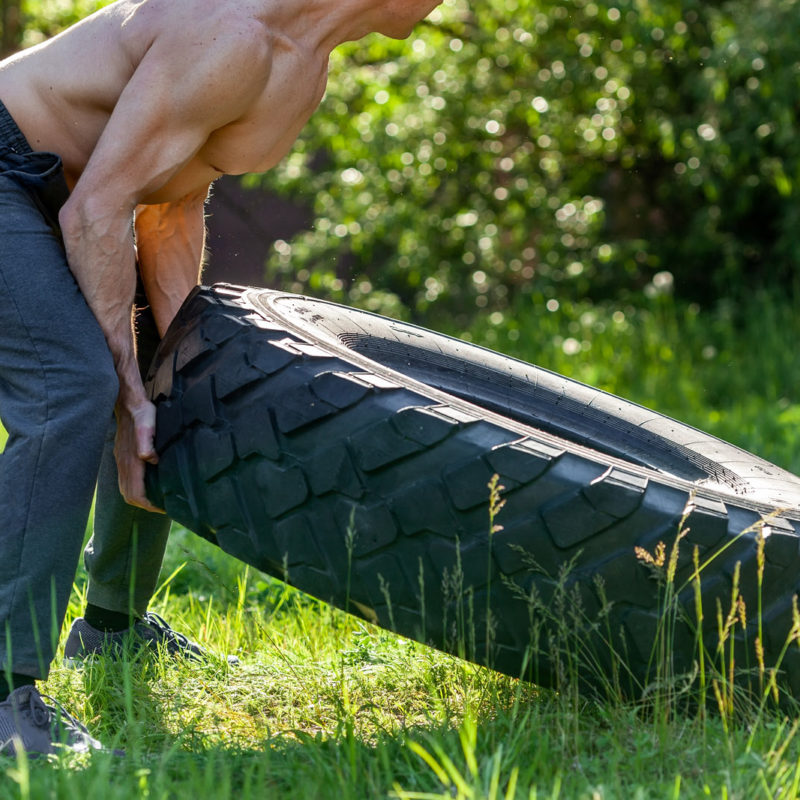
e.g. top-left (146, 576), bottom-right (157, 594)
top-left (126, 0), bottom-right (272, 60)
top-left (124, 0), bottom-right (273, 96)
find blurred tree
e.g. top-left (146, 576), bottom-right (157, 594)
top-left (7, 0), bottom-right (799, 325)
top-left (1, 0), bottom-right (22, 57)
top-left (1, 0), bottom-right (108, 54)
top-left (256, 0), bottom-right (800, 325)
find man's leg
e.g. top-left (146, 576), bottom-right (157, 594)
top-left (0, 173), bottom-right (118, 682)
top-left (83, 295), bottom-right (172, 621)
top-left (71, 295), bottom-right (237, 665)
top-left (82, 423), bottom-right (172, 621)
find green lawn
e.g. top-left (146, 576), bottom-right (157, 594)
top-left (4, 289), bottom-right (800, 799)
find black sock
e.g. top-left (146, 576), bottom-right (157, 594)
top-left (0, 673), bottom-right (36, 701)
top-left (83, 604), bottom-right (135, 633)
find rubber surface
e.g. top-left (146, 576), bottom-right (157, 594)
top-left (145, 284), bottom-right (800, 700)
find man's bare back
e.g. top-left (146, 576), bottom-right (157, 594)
top-left (0, 0), bottom-right (439, 510)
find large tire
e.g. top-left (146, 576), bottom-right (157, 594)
top-left (145, 284), bottom-right (800, 701)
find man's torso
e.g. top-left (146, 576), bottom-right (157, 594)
top-left (0, 0), bottom-right (329, 203)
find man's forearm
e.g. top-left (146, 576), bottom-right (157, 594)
top-left (58, 194), bottom-right (144, 407)
top-left (58, 191), bottom-right (161, 512)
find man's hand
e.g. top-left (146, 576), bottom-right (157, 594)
top-left (114, 398), bottom-right (164, 513)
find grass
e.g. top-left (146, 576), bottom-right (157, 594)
top-left (9, 528), bottom-right (800, 800)
top-left (0, 529), bottom-right (791, 799)
top-left (4, 287), bottom-right (800, 798)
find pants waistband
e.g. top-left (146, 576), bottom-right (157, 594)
top-left (0, 100), bottom-right (33, 155)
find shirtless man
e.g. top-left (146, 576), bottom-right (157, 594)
top-left (0, 0), bottom-right (439, 755)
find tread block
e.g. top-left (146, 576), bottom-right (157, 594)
top-left (492, 515), bottom-right (556, 576)
top-left (443, 457), bottom-right (505, 511)
top-left (272, 384), bottom-right (337, 433)
top-left (425, 405), bottom-right (482, 425)
top-left (180, 293), bottom-right (216, 317)
top-left (349, 418), bottom-right (424, 471)
top-left (763, 603), bottom-right (800, 658)
top-left (391, 406), bottom-right (459, 446)
top-left (684, 495), bottom-right (728, 549)
top-left (287, 565), bottom-right (338, 601)
top-left (629, 484), bottom-right (691, 552)
top-left (622, 607), bottom-right (693, 669)
top-left (193, 427), bottom-right (235, 481)
top-left (508, 572), bottom-right (560, 608)
top-left (175, 331), bottom-right (215, 372)
top-left (429, 539), bottom-right (491, 591)
top-left (389, 479), bottom-right (457, 536)
top-left (213, 352), bottom-right (264, 398)
top-left (247, 339), bottom-right (297, 375)
top-left (155, 399), bottom-right (182, 451)
top-left (543, 492), bottom-right (617, 548)
top-left (486, 438), bottom-right (561, 484)
top-left (349, 372), bottom-right (402, 390)
top-left (310, 372), bottom-right (371, 409)
top-left (200, 313), bottom-right (247, 345)
top-left (181, 379), bottom-right (217, 426)
top-left (215, 526), bottom-right (271, 571)
top-left (203, 476), bottom-right (247, 531)
top-left (157, 443), bottom-right (204, 529)
top-left (208, 283), bottom-right (249, 300)
top-left (763, 516), bottom-right (800, 566)
top-left (229, 401), bottom-right (280, 460)
top-left (163, 492), bottom-right (196, 531)
top-left (149, 352), bottom-right (176, 403)
top-left (467, 587), bottom-right (517, 647)
top-left (269, 338), bottom-right (333, 358)
top-left (254, 461), bottom-right (309, 517)
top-left (338, 501), bottom-right (398, 556)
top-left (307, 444), bottom-right (364, 499)
top-left (149, 287), bottom-right (800, 698)
top-left (598, 549), bottom-right (664, 606)
top-left (678, 572), bottom-right (733, 624)
top-left (186, 291), bottom-right (245, 319)
top-left (155, 444), bottom-right (187, 499)
top-left (582, 467), bottom-right (648, 518)
top-left (273, 513), bottom-right (327, 569)
top-left (241, 313), bottom-right (286, 332)
top-left (360, 552), bottom-right (418, 608)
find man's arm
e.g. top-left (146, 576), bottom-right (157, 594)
top-left (57, 21), bottom-right (270, 510)
top-left (135, 186), bottom-right (210, 338)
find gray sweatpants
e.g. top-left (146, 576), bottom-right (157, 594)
top-left (0, 101), bottom-right (171, 679)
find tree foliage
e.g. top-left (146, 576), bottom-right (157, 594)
top-left (6, 0), bottom-right (799, 326)
top-left (0, 0), bottom-right (107, 51)
top-left (1, 0), bottom-right (22, 57)
top-left (257, 0), bottom-right (800, 324)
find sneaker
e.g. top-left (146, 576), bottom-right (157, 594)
top-left (0, 685), bottom-right (105, 757)
top-left (63, 612), bottom-right (239, 665)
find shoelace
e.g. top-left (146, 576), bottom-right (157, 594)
top-left (25, 689), bottom-right (51, 729)
top-left (25, 689), bottom-right (94, 742)
top-left (139, 612), bottom-right (196, 649)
